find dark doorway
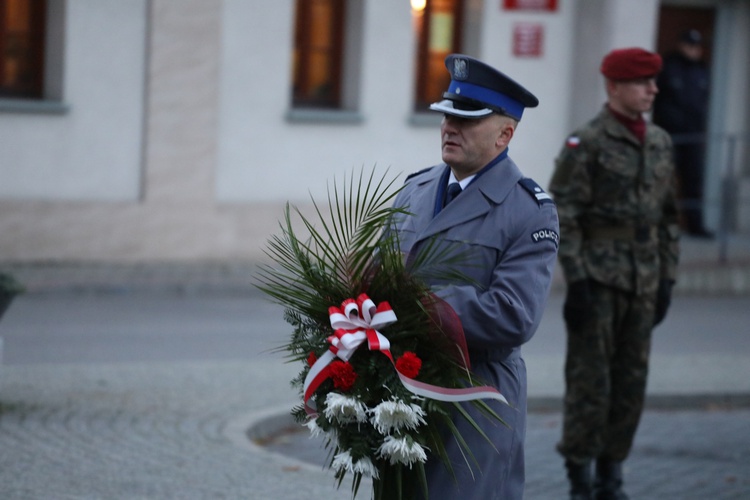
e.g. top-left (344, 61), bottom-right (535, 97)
top-left (655, 5), bottom-right (718, 236)
top-left (656, 5), bottom-right (715, 64)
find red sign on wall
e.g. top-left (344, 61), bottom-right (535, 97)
top-left (512, 23), bottom-right (544, 57)
top-left (503, 0), bottom-right (558, 11)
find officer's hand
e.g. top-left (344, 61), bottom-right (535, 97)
top-left (653, 279), bottom-right (674, 326)
top-left (563, 279), bottom-right (593, 329)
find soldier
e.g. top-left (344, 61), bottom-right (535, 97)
top-left (391, 54), bottom-right (559, 499)
top-left (548, 48), bottom-right (680, 499)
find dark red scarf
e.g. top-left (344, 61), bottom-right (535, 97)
top-left (607, 105), bottom-right (646, 143)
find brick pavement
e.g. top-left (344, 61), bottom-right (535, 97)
top-left (0, 361), bottom-right (359, 500)
top-left (262, 407), bottom-right (750, 499)
top-left (4, 358), bottom-right (745, 500)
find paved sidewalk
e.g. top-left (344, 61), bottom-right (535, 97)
top-left (260, 406), bottom-right (750, 499)
top-left (2, 357), bottom-right (748, 500)
top-left (0, 233), bottom-right (749, 499)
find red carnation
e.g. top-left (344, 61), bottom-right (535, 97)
top-left (396, 351), bottom-right (422, 379)
top-left (329, 360), bottom-right (358, 392)
top-left (307, 351), bottom-right (317, 367)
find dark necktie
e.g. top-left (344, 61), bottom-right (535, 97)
top-left (445, 182), bottom-right (462, 206)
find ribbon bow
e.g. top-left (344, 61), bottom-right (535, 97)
top-left (326, 294), bottom-right (397, 362)
top-left (303, 294), bottom-right (508, 416)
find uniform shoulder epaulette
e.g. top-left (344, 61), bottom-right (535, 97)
top-left (519, 178), bottom-right (554, 205)
top-left (405, 166), bottom-right (433, 182)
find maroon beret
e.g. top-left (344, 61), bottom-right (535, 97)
top-left (600, 48), bottom-right (662, 80)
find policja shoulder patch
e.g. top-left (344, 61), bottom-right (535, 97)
top-left (531, 228), bottom-right (559, 248)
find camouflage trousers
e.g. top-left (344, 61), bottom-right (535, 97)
top-left (557, 280), bottom-right (656, 463)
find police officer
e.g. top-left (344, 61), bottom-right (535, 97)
top-left (549, 48), bottom-right (680, 499)
top-left (653, 29), bottom-right (712, 237)
top-left (391, 54), bottom-right (559, 499)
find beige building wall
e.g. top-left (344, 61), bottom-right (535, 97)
top-left (0, 0), bottom-right (747, 264)
top-left (1, 0), bottom-right (284, 262)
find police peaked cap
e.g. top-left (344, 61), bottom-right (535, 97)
top-left (430, 54), bottom-right (539, 121)
top-left (680, 29), bottom-right (703, 45)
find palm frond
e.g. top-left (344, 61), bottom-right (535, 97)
top-left (255, 166), bottom-right (510, 499)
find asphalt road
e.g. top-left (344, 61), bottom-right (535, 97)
top-left (2, 291), bottom-right (749, 366)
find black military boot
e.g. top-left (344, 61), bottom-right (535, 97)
top-left (594, 460), bottom-right (629, 500)
top-left (565, 459), bottom-right (593, 500)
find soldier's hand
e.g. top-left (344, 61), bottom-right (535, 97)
top-left (653, 279), bottom-right (674, 326)
top-left (563, 279), bottom-right (593, 329)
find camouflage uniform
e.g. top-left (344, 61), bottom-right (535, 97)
top-left (548, 107), bottom-right (680, 463)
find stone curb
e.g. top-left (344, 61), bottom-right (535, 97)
top-left (248, 393), bottom-right (750, 454)
top-left (224, 403), bottom-right (326, 474)
top-left (3, 261), bottom-right (750, 296)
top-left (674, 263), bottom-right (750, 295)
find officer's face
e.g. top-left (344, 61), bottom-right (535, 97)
top-left (607, 77), bottom-right (658, 119)
top-left (679, 42), bottom-right (703, 61)
top-left (440, 113), bottom-right (514, 180)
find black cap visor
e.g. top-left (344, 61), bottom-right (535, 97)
top-left (430, 94), bottom-right (520, 120)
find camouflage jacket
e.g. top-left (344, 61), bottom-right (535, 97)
top-left (548, 107), bottom-right (680, 295)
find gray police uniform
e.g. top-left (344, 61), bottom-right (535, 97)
top-left (391, 156), bottom-right (559, 499)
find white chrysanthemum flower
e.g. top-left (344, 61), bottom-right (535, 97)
top-left (331, 450), bottom-right (380, 478)
top-left (376, 435), bottom-right (428, 467)
top-left (304, 418), bottom-right (324, 438)
top-left (324, 392), bottom-right (368, 424)
top-left (369, 399), bottom-right (426, 435)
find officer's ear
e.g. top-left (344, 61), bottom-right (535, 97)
top-left (496, 118), bottom-right (515, 148)
top-left (605, 78), bottom-right (619, 96)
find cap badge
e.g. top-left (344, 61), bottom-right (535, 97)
top-left (452, 58), bottom-right (468, 80)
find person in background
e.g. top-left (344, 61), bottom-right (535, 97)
top-left (653, 29), bottom-right (713, 238)
top-left (391, 54), bottom-right (559, 499)
top-left (548, 48), bottom-right (681, 500)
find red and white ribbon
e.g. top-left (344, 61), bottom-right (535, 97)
top-left (326, 294), bottom-right (397, 361)
top-left (303, 294), bottom-right (508, 416)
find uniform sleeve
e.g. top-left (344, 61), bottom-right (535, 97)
top-left (548, 137), bottom-right (593, 284)
top-left (434, 204), bottom-right (559, 349)
top-left (658, 146), bottom-right (681, 281)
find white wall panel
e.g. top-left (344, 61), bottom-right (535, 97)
top-left (0, 0), bottom-right (147, 201)
top-left (216, 0), bottom-right (442, 204)
top-left (476, 1), bottom-right (576, 187)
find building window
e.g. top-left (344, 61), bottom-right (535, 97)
top-left (292, 0), bottom-right (346, 109)
top-left (413, 0), bottom-right (463, 112)
top-left (0, 0), bottom-right (46, 99)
